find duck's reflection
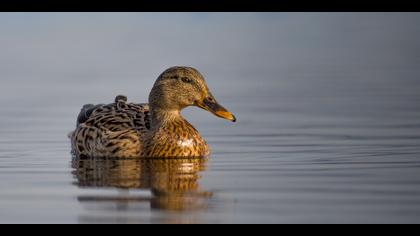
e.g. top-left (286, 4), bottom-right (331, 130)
top-left (72, 157), bottom-right (212, 212)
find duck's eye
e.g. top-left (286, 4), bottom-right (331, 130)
top-left (181, 77), bottom-right (193, 83)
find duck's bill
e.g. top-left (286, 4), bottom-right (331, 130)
top-left (195, 96), bottom-right (236, 122)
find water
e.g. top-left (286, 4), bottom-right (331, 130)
top-left (1, 13), bottom-right (420, 224)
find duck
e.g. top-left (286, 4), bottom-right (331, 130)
top-left (70, 66), bottom-right (236, 158)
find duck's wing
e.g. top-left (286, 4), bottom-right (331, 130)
top-left (76, 96), bottom-right (151, 134)
top-left (70, 97), bottom-right (151, 158)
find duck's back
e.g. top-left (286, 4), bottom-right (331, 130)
top-left (71, 96), bottom-right (151, 158)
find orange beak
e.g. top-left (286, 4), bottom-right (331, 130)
top-left (195, 94), bottom-right (236, 122)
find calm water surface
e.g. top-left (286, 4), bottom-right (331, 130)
top-left (1, 13), bottom-right (420, 223)
top-left (1, 81), bottom-right (419, 224)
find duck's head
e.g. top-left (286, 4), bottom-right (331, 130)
top-left (149, 66), bottom-right (236, 122)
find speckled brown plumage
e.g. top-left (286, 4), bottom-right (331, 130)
top-left (70, 100), bottom-right (150, 158)
top-left (70, 66), bottom-right (236, 159)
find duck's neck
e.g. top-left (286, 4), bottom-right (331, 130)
top-left (150, 107), bottom-right (187, 128)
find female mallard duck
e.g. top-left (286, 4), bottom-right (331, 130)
top-left (70, 66), bottom-right (236, 158)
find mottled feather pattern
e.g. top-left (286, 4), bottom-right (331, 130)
top-left (71, 98), bottom-right (151, 158)
top-left (84, 103), bottom-right (151, 133)
top-left (141, 119), bottom-right (209, 158)
top-left (71, 96), bottom-right (208, 158)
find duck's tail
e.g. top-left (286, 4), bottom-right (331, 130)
top-left (68, 103), bottom-right (97, 140)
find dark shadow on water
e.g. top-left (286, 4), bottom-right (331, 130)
top-left (71, 157), bottom-right (212, 218)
